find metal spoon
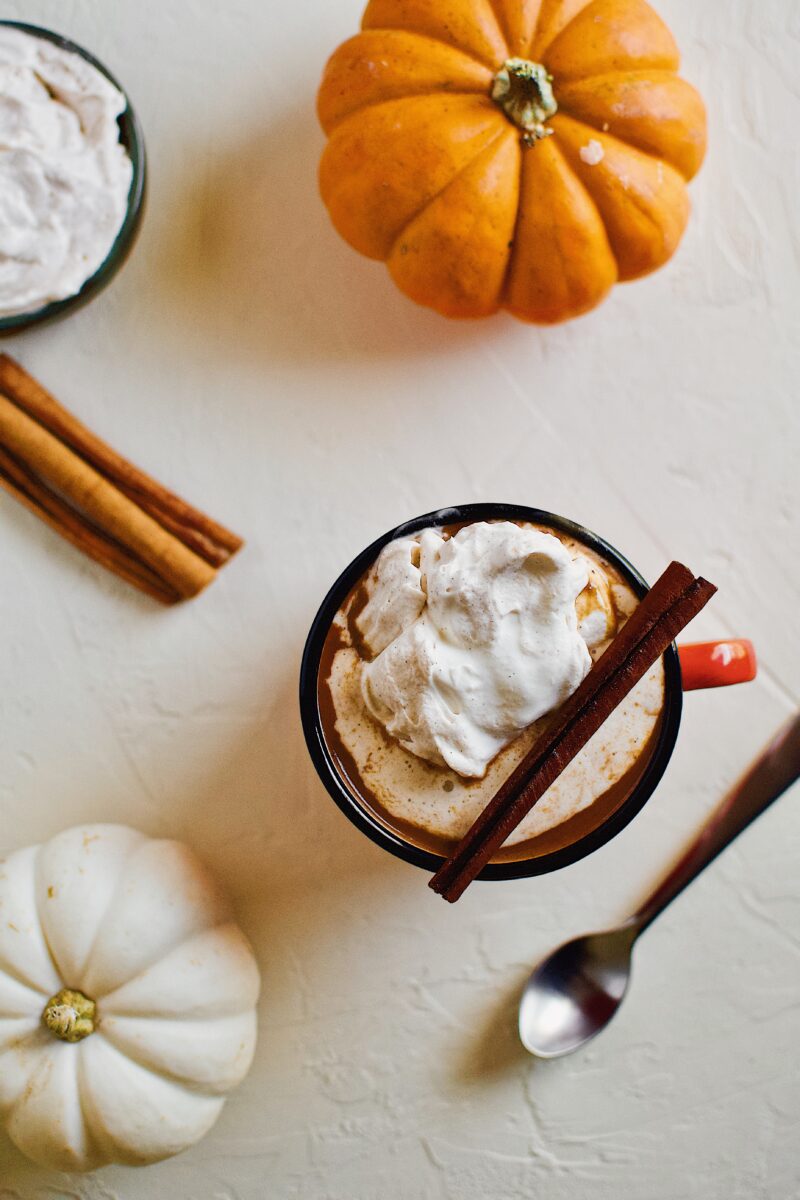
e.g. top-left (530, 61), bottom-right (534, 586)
top-left (519, 713), bottom-right (800, 1059)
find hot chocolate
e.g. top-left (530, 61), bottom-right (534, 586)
top-left (316, 519), bottom-right (666, 864)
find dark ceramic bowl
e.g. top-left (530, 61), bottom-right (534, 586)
top-left (0, 21), bottom-right (146, 334)
top-left (300, 503), bottom-right (683, 881)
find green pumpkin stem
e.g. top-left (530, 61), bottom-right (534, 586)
top-left (492, 58), bottom-right (558, 145)
top-left (42, 988), bottom-right (96, 1043)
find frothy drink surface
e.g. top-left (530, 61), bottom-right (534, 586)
top-left (318, 522), bottom-right (665, 860)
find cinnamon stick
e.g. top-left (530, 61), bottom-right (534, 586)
top-left (0, 355), bottom-right (242, 566)
top-left (430, 563), bottom-right (717, 902)
top-left (432, 561), bottom-right (694, 896)
top-left (0, 446), bottom-right (178, 604)
top-left (0, 359), bottom-right (243, 604)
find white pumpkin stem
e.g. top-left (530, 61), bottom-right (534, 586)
top-left (42, 988), bottom-right (96, 1043)
top-left (492, 58), bottom-right (558, 145)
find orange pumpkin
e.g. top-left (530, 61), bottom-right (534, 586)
top-left (317, 0), bottom-right (707, 323)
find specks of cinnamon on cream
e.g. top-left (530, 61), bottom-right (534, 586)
top-left (357, 522), bottom-right (603, 779)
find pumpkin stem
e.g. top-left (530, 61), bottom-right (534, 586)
top-left (492, 58), bottom-right (557, 145)
top-left (42, 988), bottom-right (96, 1043)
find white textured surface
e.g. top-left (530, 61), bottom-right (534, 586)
top-left (0, 0), bottom-right (798, 1196)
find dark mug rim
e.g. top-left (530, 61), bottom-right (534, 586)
top-left (299, 504), bottom-right (683, 881)
top-left (0, 21), bottom-right (147, 334)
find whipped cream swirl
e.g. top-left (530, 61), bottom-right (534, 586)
top-left (0, 27), bottom-right (133, 317)
top-left (358, 522), bottom-right (601, 778)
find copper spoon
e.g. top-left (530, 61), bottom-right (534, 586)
top-left (519, 713), bottom-right (800, 1058)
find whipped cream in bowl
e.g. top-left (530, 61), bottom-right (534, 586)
top-left (301, 505), bottom-right (683, 882)
top-left (0, 22), bottom-right (145, 331)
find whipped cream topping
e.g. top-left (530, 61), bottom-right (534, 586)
top-left (358, 522), bottom-right (600, 778)
top-left (0, 27), bottom-right (133, 317)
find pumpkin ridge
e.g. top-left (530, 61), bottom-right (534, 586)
top-left (0, 845), bottom-right (60, 997)
top-left (9, 1042), bottom-right (95, 1170)
top-left (555, 71), bottom-right (706, 180)
top-left (77, 1034), bottom-right (224, 1164)
top-left (100, 1000), bottom-right (256, 1021)
top-left (84, 928), bottom-right (193, 1002)
top-left (558, 66), bottom-right (675, 86)
top-left (74, 836), bottom-right (160, 997)
top-left (319, 93), bottom-right (506, 260)
top-left (361, 6), bottom-right (508, 71)
top-left (555, 67), bottom-right (676, 105)
top-left (362, 27), bottom-right (497, 68)
top-left (614, 182), bottom-right (675, 273)
top-left (553, 93), bottom-right (672, 150)
top-left (548, 134), bottom-right (608, 231)
top-left (32, 840), bottom-right (77, 992)
top-left (388, 123), bottom-right (510, 254)
top-left (32, 827), bottom-right (150, 995)
top-left (318, 30), bottom-right (497, 133)
top-left (98, 1012), bottom-right (256, 1095)
top-left (0, 956), bottom-right (49, 1001)
top-left (80, 839), bottom-right (232, 1000)
top-left (497, 140), bottom-right (525, 301)
top-left (389, 129), bottom-right (520, 316)
top-left (557, 111), bottom-right (684, 178)
top-left (0, 1021), bottom-right (44, 1062)
top-left (554, 90), bottom-right (686, 179)
top-left (484, 0), bottom-right (546, 57)
top-left (325, 89), bottom-right (497, 137)
top-left (530, 0), bottom-right (595, 58)
top-left (77, 1041), bottom-right (123, 1166)
top-left (92, 1028), bottom-right (217, 1096)
top-left (503, 138), bottom-right (615, 318)
top-left (1, 1034), bottom-right (44, 1121)
top-left (486, 0), bottom-right (513, 49)
top-left (535, 140), bottom-right (606, 309)
top-left (0, 1022), bottom-right (45, 1080)
top-left (541, 0), bottom-right (680, 80)
top-left (556, 116), bottom-right (685, 277)
top-left (97, 922), bottom-right (259, 1019)
top-left (76, 1051), bottom-right (107, 1171)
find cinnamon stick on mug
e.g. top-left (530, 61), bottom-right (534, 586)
top-left (430, 563), bottom-right (717, 903)
top-left (0, 356), bottom-right (242, 603)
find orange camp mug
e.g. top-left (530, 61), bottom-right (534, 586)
top-left (301, 504), bottom-right (759, 881)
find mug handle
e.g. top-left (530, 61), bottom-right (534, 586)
top-left (678, 639), bottom-right (757, 691)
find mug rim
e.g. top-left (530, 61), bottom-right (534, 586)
top-left (299, 503), bottom-right (683, 881)
top-left (0, 21), bottom-right (147, 334)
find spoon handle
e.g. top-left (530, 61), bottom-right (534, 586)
top-left (634, 712), bottom-right (800, 931)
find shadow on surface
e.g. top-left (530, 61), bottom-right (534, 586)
top-left (166, 664), bottom-right (400, 897)
top-left (452, 965), bottom-right (534, 1086)
top-left (160, 103), bottom-right (495, 367)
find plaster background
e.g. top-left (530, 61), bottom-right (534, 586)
top-left (1, 0), bottom-right (798, 1196)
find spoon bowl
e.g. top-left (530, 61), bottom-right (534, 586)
top-left (519, 925), bottom-right (637, 1058)
top-left (518, 714), bottom-right (800, 1059)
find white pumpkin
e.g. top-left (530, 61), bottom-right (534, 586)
top-left (0, 824), bottom-right (260, 1172)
